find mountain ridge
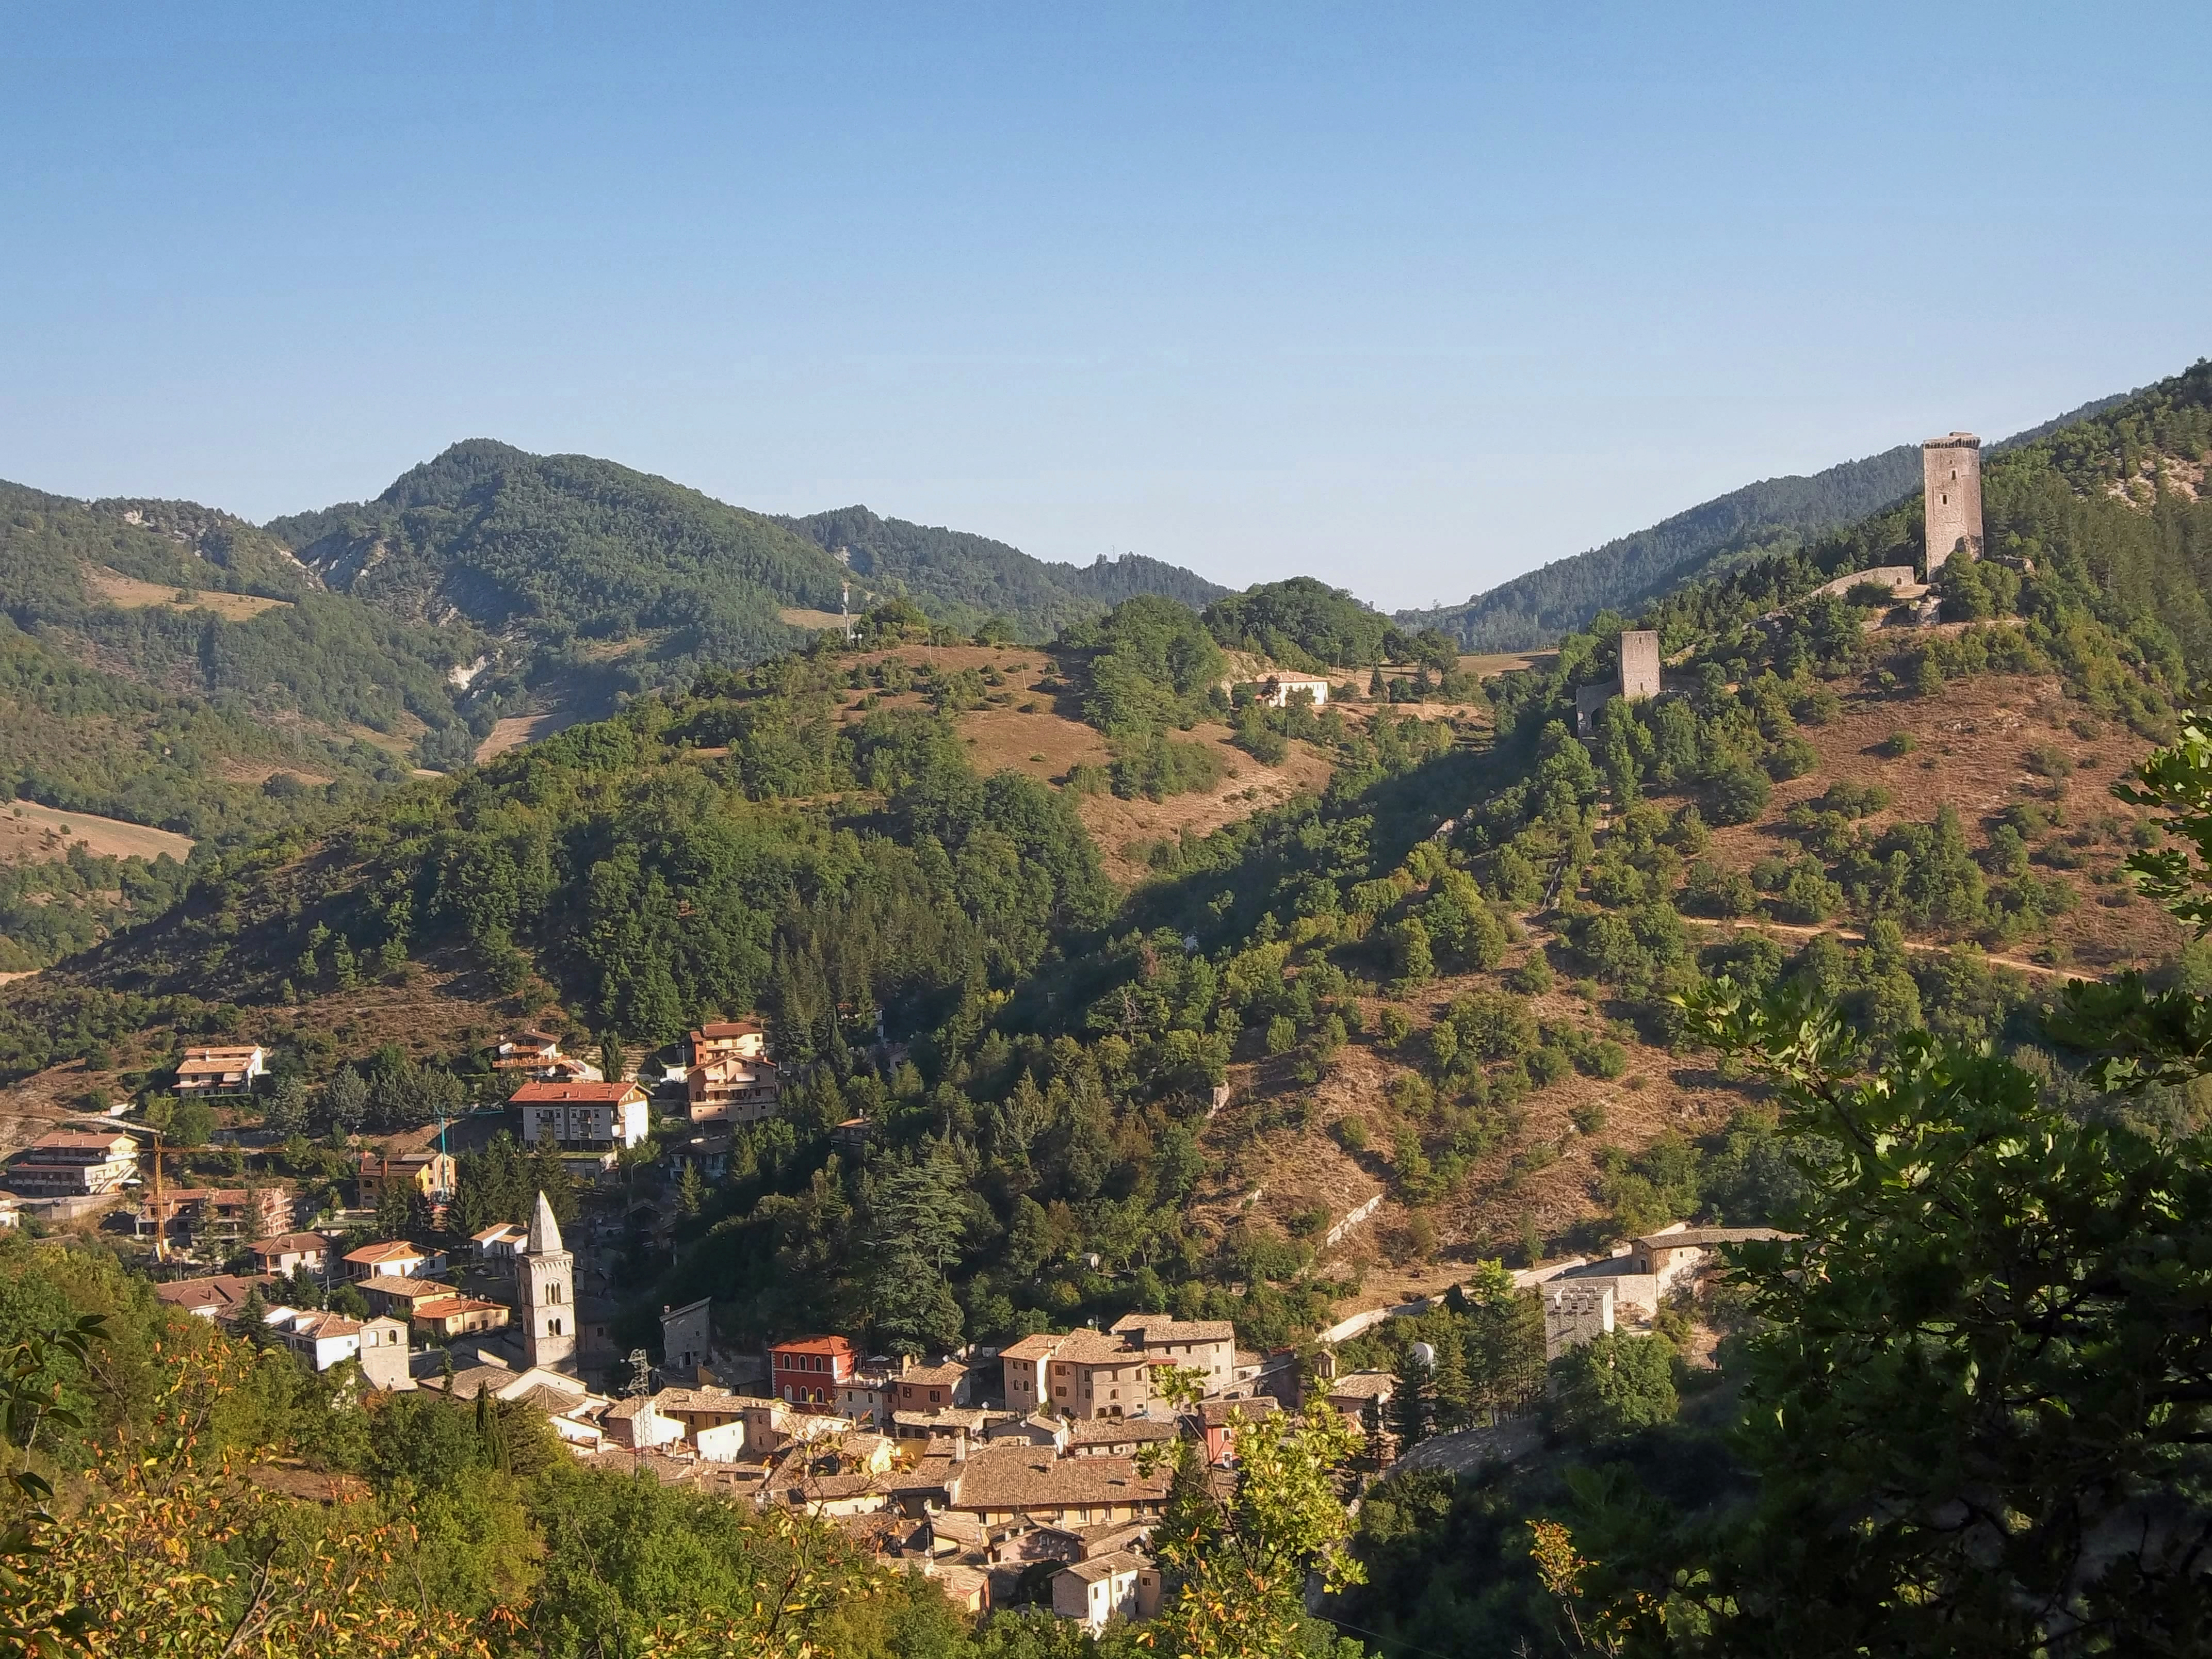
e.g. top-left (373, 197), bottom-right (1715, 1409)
top-left (1399, 389), bottom-right (2137, 652)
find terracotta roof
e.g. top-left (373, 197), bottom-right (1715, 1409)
top-left (510, 1080), bottom-right (639, 1104)
top-left (1325, 1372), bottom-right (1394, 1401)
top-left (26, 1131), bottom-right (134, 1153)
top-left (153, 1274), bottom-right (270, 1314)
top-left (893, 1407), bottom-right (993, 1433)
top-left (1043, 1330), bottom-right (1144, 1367)
top-left (1061, 1549), bottom-right (1144, 1584)
top-left (1111, 1313), bottom-right (1235, 1345)
top-left (695, 1020), bottom-right (763, 1038)
top-left (249, 1232), bottom-right (330, 1257)
top-left (999, 1333), bottom-right (1067, 1362)
top-left (412, 1296), bottom-right (503, 1319)
top-left (577, 1447), bottom-right (696, 1484)
top-left (344, 1241), bottom-right (428, 1265)
top-left (286, 1312), bottom-right (362, 1340)
top-left (949, 1446), bottom-right (1169, 1514)
top-left (772, 1334), bottom-right (856, 1356)
top-left (359, 1274), bottom-right (451, 1300)
top-left (1067, 1416), bottom-right (1177, 1446)
top-left (1198, 1397), bottom-right (1280, 1427)
top-left (779, 1471), bottom-right (888, 1501)
top-left (1635, 1227), bottom-right (1793, 1249)
top-left (898, 1361), bottom-right (968, 1388)
top-left (426, 1365), bottom-right (520, 1398)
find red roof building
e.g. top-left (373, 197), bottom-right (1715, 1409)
top-left (771, 1334), bottom-right (858, 1408)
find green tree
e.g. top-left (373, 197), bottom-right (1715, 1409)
top-left (1390, 1345), bottom-right (1429, 1451)
top-left (373, 1174), bottom-right (416, 1241)
top-left (265, 1075), bottom-right (311, 1138)
top-left (1550, 1330), bottom-right (1676, 1446)
top-left (1427, 1328), bottom-right (1473, 1433)
top-left (323, 1065), bottom-right (368, 1136)
top-left (1145, 1373), bottom-right (1367, 1659)
top-left (1576, 810), bottom-right (2212, 1659)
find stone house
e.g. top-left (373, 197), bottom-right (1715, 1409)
top-left (1053, 1551), bottom-right (1161, 1631)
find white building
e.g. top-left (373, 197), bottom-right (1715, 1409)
top-left (1252, 675), bottom-right (1331, 709)
top-left (173, 1045), bottom-right (266, 1097)
top-left (473, 1222), bottom-right (529, 1260)
top-left (8, 1131), bottom-right (137, 1197)
top-left (510, 1081), bottom-right (650, 1152)
top-left (266, 1307), bottom-right (364, 1371)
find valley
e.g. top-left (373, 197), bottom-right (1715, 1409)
top-left (1, 357), bottom-right (2209, 1659)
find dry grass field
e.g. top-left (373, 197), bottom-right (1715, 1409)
top-left (0, 800), bottom-right (193, 866)
top-left (88, 567), bottom-right (291, 622)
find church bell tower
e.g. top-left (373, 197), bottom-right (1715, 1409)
top-left (517, 1189), bottom-right (576, 1372)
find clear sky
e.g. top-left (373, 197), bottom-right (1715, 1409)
top-left (3, 3), bottom-right (2206, 611)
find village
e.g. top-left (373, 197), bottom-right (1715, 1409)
top-left (0, 1013), bottom-right (1778, 1628)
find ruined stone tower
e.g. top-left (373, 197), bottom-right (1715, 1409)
top-left (517, 1190), bottom-right (575, 1372)
top-left (1923, 432), bottom-right (1983, 575)
top-left (1574, 629), bottom-right (1663, 737)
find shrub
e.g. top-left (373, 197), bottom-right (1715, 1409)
top-left (1505, 953), bottom-right (1555, 996)
top-left (2026, 743), bottom-right (2075, 780)
top-left (1377, 1006), bottom-right (1412, 1046)
top-left (1879, 729), bottom-right (1917, 757)
top-left (1764, 735), bottom-right (1818, 781)
top-left (1709, 762), bottom-right (1772, 826)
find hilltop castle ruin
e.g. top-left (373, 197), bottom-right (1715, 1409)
top-left (1923, 432), bottom-right (1983, 574)
top-left (1573, 627), bottom-right (1661, 736)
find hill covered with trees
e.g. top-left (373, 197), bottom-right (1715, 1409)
top-left (1398, 388), bottom-right (2136, 652)
top-left (2, 363), bottom-right (2210, 1656)
top-left (778, 503), bottom-right (1228, 639)
top-left (0, 482), bottom-right (492, 966)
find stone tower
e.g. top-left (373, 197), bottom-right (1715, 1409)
top-left (517, 1190), bottom-right (575, 1372)
top-left (1923, 432), bottom-right (1983, 575)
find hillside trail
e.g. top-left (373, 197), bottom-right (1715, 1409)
top-left (1684, 917), bottom-right (2107, 982)
top-left (1499, 800), bottom-right (2109, 983)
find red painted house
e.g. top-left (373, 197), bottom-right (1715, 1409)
top-left (770, 1333), bottom-right (857, 1408)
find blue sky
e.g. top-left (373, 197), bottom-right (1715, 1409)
top-left (3, 3), bottom-right (2206, 611)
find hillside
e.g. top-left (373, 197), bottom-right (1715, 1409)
top-left (1, 361), bottom-right (2204, 1380)
top-left (1399, 388), bottom-right (2135, 652)
top-left (777, 503), bottom-right (1228, 639)
top-left (0, 482), bottom-right (494, 967)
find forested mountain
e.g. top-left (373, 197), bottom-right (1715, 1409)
top-left (1400, 389), bottom-right (2136, 652)
top-left (265, 441), bottom-right (849, 679)
top-left (0, 481), bottom-right (488, 965)
top-left (777, 503), bottom-right (1228, 638)
top-left (6, 361), bottom-right (2212, 1655)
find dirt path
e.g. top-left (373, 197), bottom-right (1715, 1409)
top-left (1683, 917), bottom-right (2102, 981)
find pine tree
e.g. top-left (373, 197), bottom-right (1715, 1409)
top-left (323, 1066), bottom-right (368, 1137)
top-left (676, 1162), bottom-right (705, 1217)
top-left (1390, 1346), bottom-right (1429, 1453)
top-left (1429, 1325), bottom-right (1474, 1432)
top-left (373, 1174), bottom-right (414, 1241)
